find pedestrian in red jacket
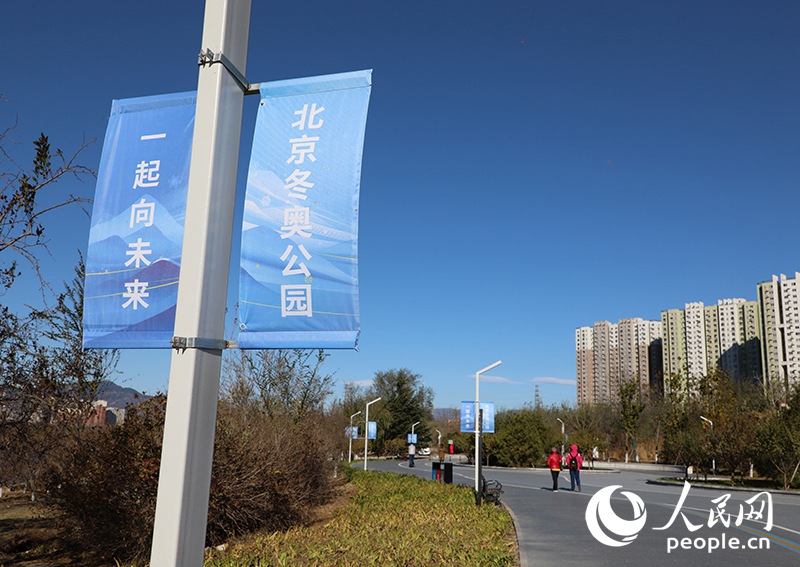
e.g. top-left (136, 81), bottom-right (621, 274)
top-left (566, 444), bottom-right (583, 492)
top-left (547, 447), bottom-right (561, 492)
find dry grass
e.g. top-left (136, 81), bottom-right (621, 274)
top-left (205, 471), bottom-right (518, 566)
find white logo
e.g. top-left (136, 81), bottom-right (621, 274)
top-left (585, 485), bottom-right (648, 547)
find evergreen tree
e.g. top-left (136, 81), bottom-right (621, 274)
top-left (370, 368), bottom-right (433, 450)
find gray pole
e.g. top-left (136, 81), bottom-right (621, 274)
top-left (349, 411), bottom-right (361, 463)
top-left (363, 397), bottom-right (381, 471)
top-left (474, 361), bottom-right (501, 494)
top-left (149, 1), bottom-right (250, 565)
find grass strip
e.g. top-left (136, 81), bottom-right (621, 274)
top-left (205, 470), bottom-right (517, 566)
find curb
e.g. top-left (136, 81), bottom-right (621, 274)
top-left (646, 478), bottom-right (800, 496)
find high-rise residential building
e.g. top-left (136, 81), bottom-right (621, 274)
top-left (706, 299), bottom-right (762, 381)
top-left (685, 302), bottom-right (708, 380)
top-left (661, 308), bottom-right (687, 382)
top-left (758, 273), bottom-right (800, 390)
top-left (575, 327), bottom-right (593, 407)
top-left (576, 318), bottom-right (662, 406)
top-left (661, 299), bottom-right (762, 394)
top-left (592, 321), bottom-right (618, 403)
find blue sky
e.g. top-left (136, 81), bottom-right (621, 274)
top-left (2, 1), bottom-right (798, 409)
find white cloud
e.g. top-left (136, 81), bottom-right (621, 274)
top-left (483, 374), bottom-right (522, 384)
top-left (530, 377), bottom-right (576, 386)
top-left (466, 374), bottom-right (521, 385)
top-left (344, 379), bottom-right (374, 387)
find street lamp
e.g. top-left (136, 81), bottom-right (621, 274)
top-left (363, 397), bottom-right (381, 471)
top-left (348, 411), bottom-right (361, 463)
top-left (475, 360), bottom-right (502, 494)
top-left (435, 429), bottom-right (442, 447)
top-left (700, 415), bottom-right (715, 475)
top-left (556, 418), bottom-right (565, 458)
top-left (411, 421), bottom-right (420, 441)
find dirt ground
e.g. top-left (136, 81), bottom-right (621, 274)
top-left (0, 490), bottom-right (91, 567)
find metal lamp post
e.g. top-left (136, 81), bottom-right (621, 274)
top-left (348, 411), bottom-right (361, 463)
top-left (475, 360), bottom-right (502, 494)
top-left (556, 417), bottom-right (565, 458)
top-left (411, 421), bottom-right (420, 442)
top-left (363, 397), bottom-right (381, 471)
top-left (700, 415), bottom-right (715, 475)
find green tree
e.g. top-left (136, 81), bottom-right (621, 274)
top-left (659, 387), bottom-right (707, 470)
top-left (485, 408), bottom-right (548, 467)
top-left (696, 369), bottom-right (763, 485)
top-left (756, 385), bottom-right (800, 489)
top-left (564, 402), bottom-right (615, 462)
top-left (618, 380), bottom-right (645, 463)
top-left (370, 368), bottom-right (433, 452)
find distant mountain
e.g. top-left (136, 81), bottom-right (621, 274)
top-left (96, 381), bottom-right (150, 408)
top-left (433, 408), bottom-right (459, 422)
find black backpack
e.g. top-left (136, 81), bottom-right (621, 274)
top-left (568, 454), bottom-right (579, 471)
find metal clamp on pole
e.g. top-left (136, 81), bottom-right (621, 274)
top-left (198, 48), bottom-right (260, 96)
top-left (171, 336), bottom-right (236, 351)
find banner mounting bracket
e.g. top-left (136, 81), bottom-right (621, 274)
top-left (171, 336), bottom-right (238, 351)
top-left (198, 48), bottom-right (261, 96)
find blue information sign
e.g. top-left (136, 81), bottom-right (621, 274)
top-left (460, 401), bottom-right (496, 433)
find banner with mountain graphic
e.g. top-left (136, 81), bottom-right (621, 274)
top-left (83, 92), bottom-right (195, 348)
top-left (238, 70), bottom-right (371, 349)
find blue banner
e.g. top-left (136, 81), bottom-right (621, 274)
top-left (345, 426), bottom-right (358, 439)
top-left (367, 421), bottom-right (377, 440)
top-left (407, 433), bottom-right (418, 444)
top-left (460, 402), bottom-right (496, 433)
top-left (238, 70), bottom-right (372, 349)
top-left (83, 92), bottom-right (195, 348)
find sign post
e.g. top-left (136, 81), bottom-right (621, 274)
top-left (149, 1), bottom-right (251, 565)
top-left (363, 397), bottom-right (381, 471)
top-left (474, 361), bottom-right (501, 498)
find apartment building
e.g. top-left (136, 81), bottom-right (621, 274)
top-left (580, 272), bottom-right (798, 403)
top-left (661, 308), bottom-right (686, 381)
top-left (758, 273), bottom-right (800, 390)
top-left (709, 299), bottom-right (761, 381)
top-left (575, 326), bottom-right (593, 407)
top-left (576, 318), bottom-right (662, 406)
top-left (661, 299), bottom-right (762, 394)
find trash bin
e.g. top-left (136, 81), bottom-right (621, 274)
top-left (443, 461), bottom-right (453, 484)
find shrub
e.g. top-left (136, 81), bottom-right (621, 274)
top-left (206, 402), bottom-right (337, 545)
top-left (42, 395), bottom-right (165, 561)
top-left (44, 396), bottom-right (338, 563)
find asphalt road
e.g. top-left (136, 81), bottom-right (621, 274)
top-left (361, 458), bottom-right (800, 567)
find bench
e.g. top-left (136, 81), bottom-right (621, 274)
top-left (480, 475), bottom-right (503, 505)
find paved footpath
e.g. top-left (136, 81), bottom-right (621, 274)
top-left (363, 458), bottom-right (800, 567)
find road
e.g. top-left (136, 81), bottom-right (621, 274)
top-left (362, 458), bottom-right (800, 567)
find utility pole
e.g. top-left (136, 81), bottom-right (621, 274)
top-left (149, 1), bottom-right (251, 564)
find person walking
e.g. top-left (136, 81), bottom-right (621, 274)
top-left (547, 446), bottom-right (561, 492)
top-left (566, 444), bottom-right (583, 492)
top-left (408, 443), bottom-right (416, 468)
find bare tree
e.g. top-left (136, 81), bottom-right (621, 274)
top-left (1, 126), bottom-right (94, 292)
top-left (0, 258), bottom-right (118, 496)
top-left (223, 349), bottom-right (334, 422)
